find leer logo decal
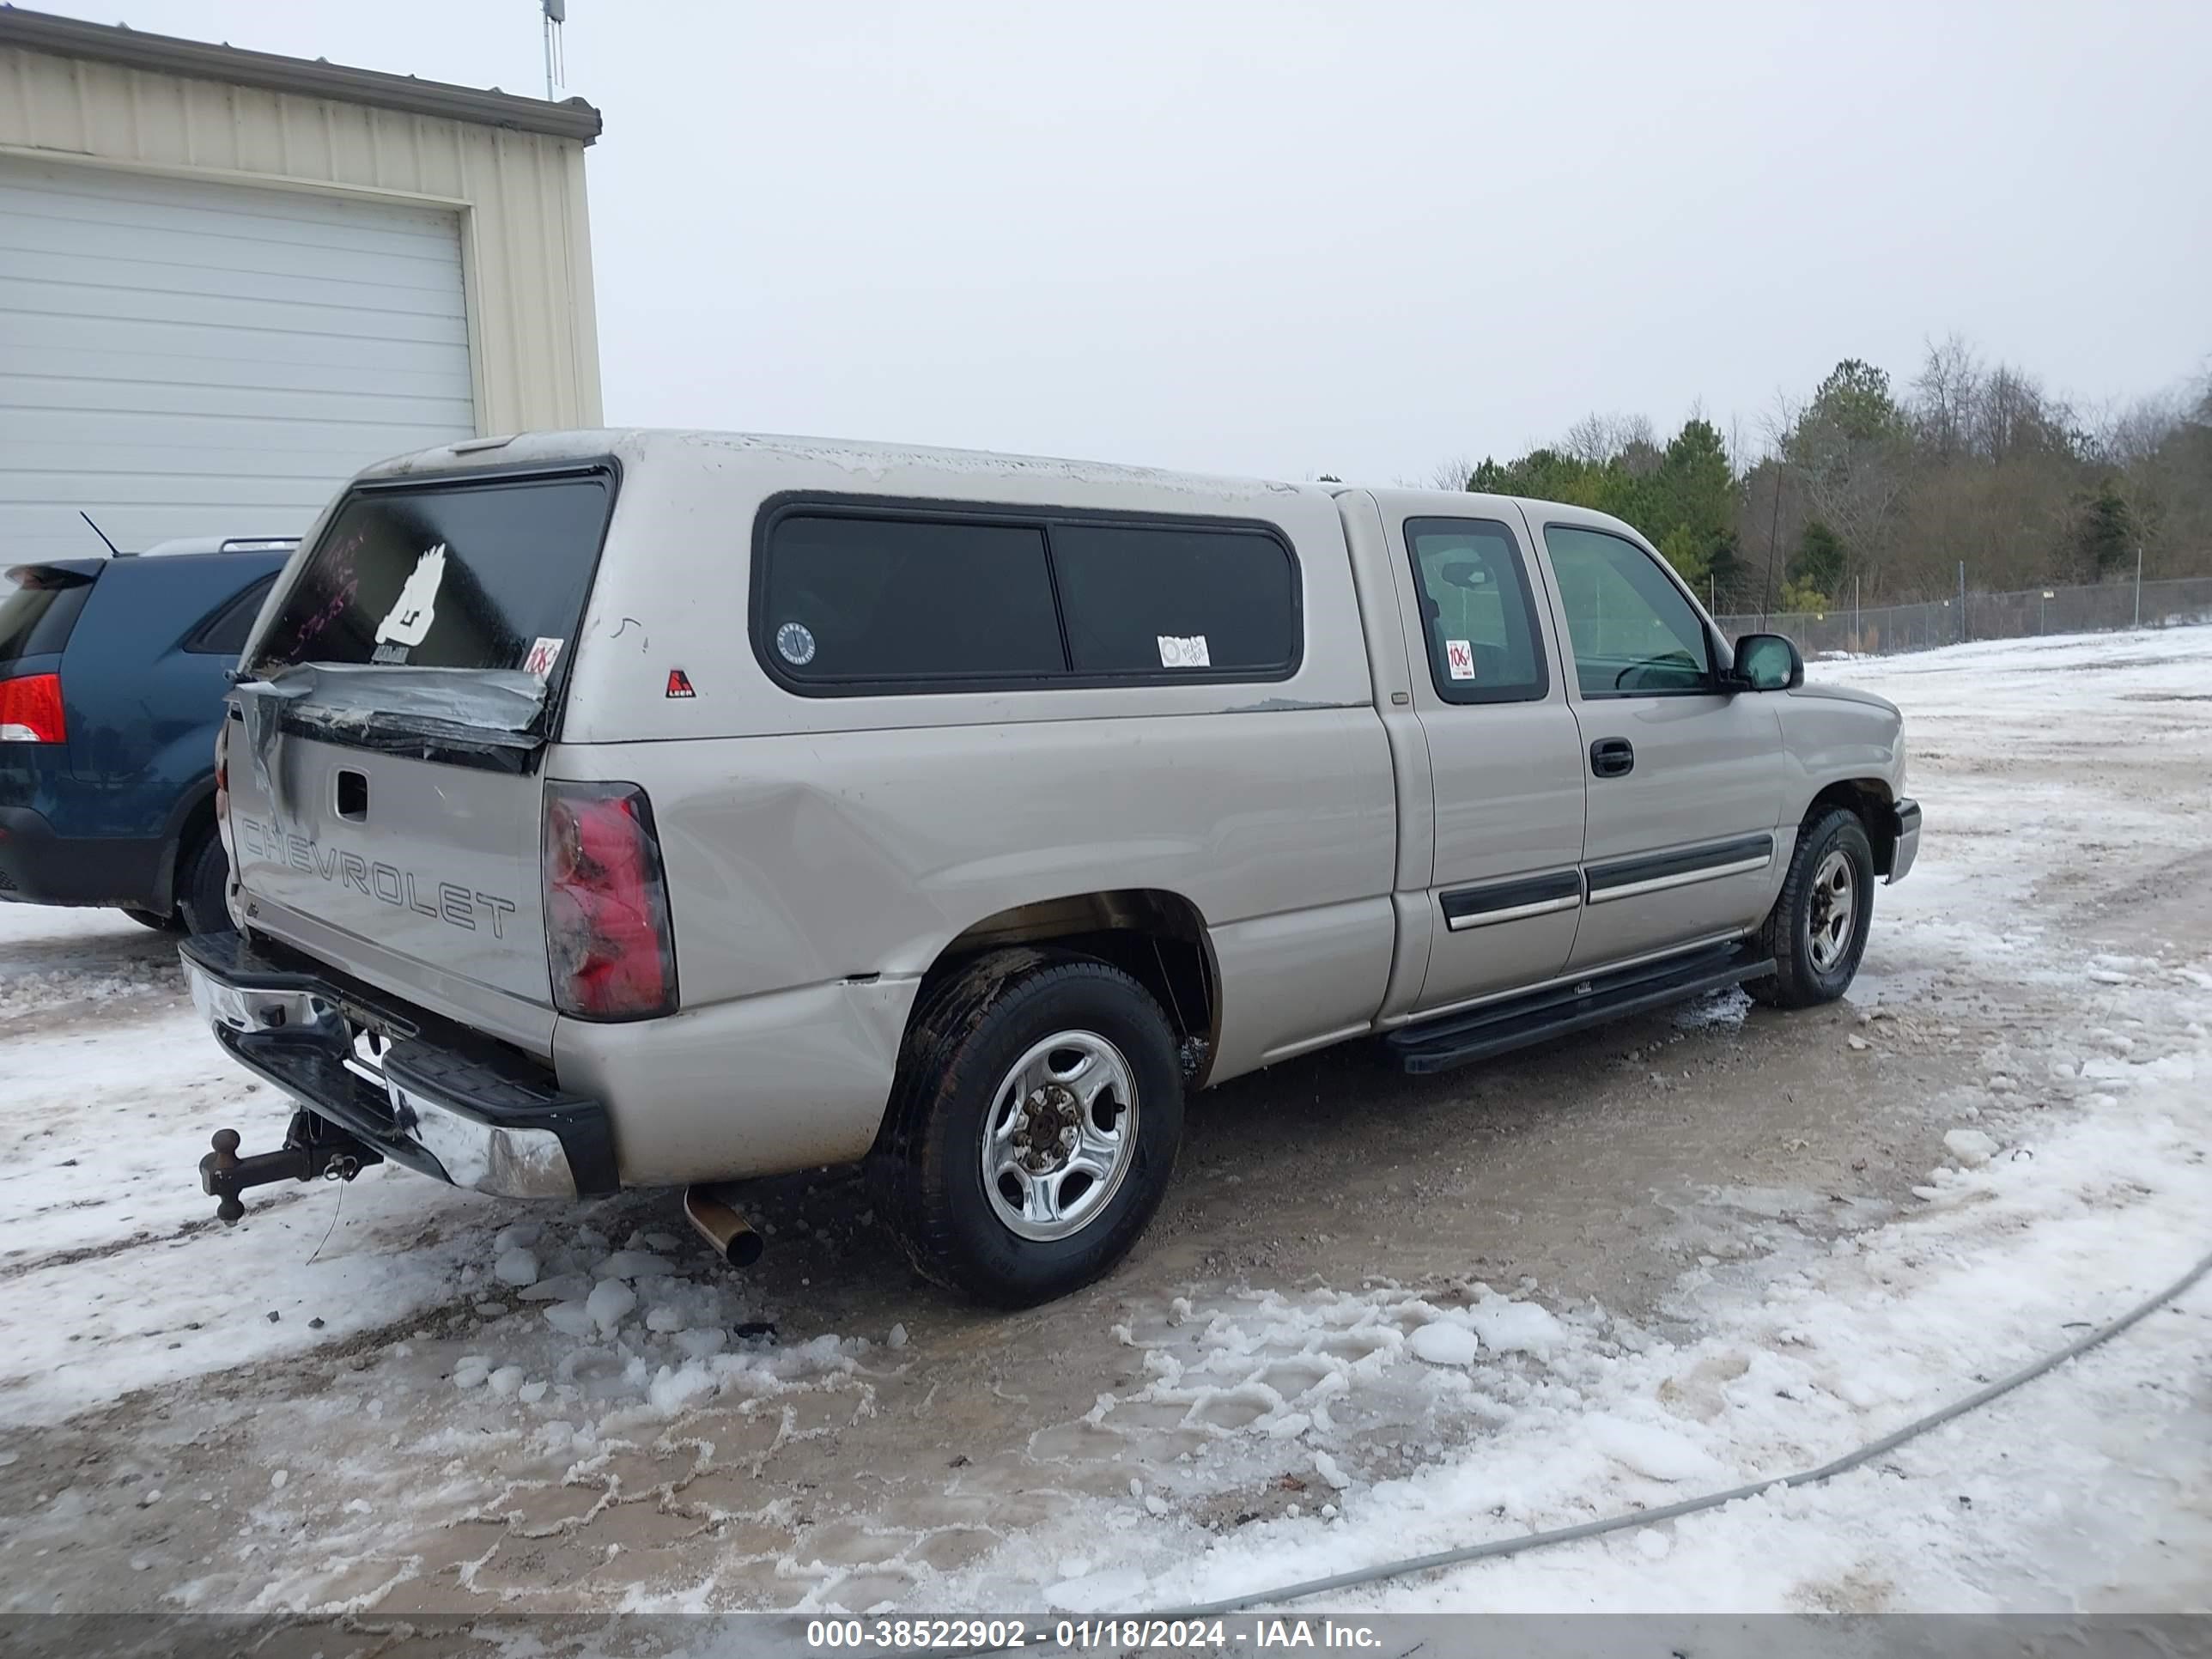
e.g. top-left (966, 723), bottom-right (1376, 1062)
top-left (374, 544), bottom-right (446, 649)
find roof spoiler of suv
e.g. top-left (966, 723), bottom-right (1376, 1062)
top-left (233, 665), bottom-right (550, 813)
top-left (128, 536), bottom-right (302, 558)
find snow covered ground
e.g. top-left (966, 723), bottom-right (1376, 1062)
top-left (0, 626), bottom-right (2207, 1617)
top-left (946, 629), bottom-right (2212, 1617)
top-left (0, 927), bottom-right (502, 1424)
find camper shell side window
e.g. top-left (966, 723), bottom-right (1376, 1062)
top-left (750, 494), bottom-right (1303, 696)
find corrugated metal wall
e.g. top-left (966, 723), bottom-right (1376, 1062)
top-left (1, 152), bottom-right (481, 556)
top-left (0, 40), bottom-right (603, 439)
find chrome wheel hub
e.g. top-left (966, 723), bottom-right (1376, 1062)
top-left (1808, 848), bottom-right (1858, 973)
top-left (981, 1031), bottom-right (1138, 1242)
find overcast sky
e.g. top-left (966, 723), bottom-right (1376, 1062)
top-left (37, 1), bottom-right (2212, 483)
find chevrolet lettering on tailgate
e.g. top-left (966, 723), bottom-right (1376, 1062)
top-left (234, 816), bottom-right (517, 936)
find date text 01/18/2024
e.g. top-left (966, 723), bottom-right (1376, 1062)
top-left (802, 1616), bottom-right (1385, 1650)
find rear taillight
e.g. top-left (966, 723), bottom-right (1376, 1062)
top-left (214, 719), bottom-right (233, 858)
top-left (542, 781), bottom-right (679, 1020)
top-left (0, 673), bottom-right (64, 744)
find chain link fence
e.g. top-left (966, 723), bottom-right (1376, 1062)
top-left (1714, 575), bottom-right (2212, 659)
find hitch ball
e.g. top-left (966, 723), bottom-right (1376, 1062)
top-left (200, 1129), bottom-right (247, 1224)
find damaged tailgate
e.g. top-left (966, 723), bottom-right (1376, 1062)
top-left (226, 463), bottom-right (617, 1030)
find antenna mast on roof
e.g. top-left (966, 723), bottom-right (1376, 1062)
top-left (541, 0), bottom-right (566, 100)
top-left (79, 511), bottom-right (123, 557)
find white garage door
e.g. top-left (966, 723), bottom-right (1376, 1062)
top-left (0, 155), bottom-right (475, 562)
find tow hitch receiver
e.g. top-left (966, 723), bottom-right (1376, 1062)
top-left (200, 1111), bottom-right (383, 1224)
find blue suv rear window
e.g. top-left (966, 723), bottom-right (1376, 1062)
top-left (0, 562), bottom-right (98, 663)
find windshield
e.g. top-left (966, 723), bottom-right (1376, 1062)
top-left (253, 470), bottom-right (614, 678)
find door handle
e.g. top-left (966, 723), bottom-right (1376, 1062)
top-left (1589, 738), bottom-right (1635, 779)
top-left (336, 769), bottom-right (368, 821)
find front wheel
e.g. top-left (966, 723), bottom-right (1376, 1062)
top-left (1751, 806), bottom-right (1875, 1009)
top-left (874, 950), bottom-right (1184, 1307)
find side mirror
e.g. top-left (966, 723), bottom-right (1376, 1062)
top-left (1729, 632), bottom-right (1803, 692)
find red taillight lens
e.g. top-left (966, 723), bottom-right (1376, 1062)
top-left (0, 673), bottom-right (65, 744)
top-left (214, 719), bottom-right (234, 859)
top-left (542, 781), bottom-right (679, 1020)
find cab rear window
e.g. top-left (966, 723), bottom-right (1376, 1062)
top-left (254, 469), bottom-right (615, 675)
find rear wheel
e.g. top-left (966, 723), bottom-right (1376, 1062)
top-left (874, 950), bottom-right (1184, 1307)
top-left (1751, 806), bottom-right (1875, 1008)
top-left (174, 830), bottom-right (234, 937)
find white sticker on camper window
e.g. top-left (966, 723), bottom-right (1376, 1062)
top-left (1445, 638), bottom-right (1476, 680)
top-left (1157, 634), bottom-right (1211, 669)
top-left (524, 636), bottom-right (565, 681)
top-left (374, 544), bottom-right (447, 648)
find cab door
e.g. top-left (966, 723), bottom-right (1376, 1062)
top-left (1381, 498), bottom-right (1589, 1012)
top-left (1530, 517), bottom-right (1786, 970)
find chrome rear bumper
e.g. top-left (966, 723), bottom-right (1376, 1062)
top-left (181, 933), bottom-right (617, 1200)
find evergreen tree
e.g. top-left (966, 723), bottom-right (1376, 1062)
top-left (2074, 478), bottom-right (2133, 580)
top-left (1790, 520), bottom-right (1847, 599)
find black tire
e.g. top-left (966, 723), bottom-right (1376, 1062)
top-left (1751, 805), bottom-right (1875, 1009)
top-left (121, 907), bottom-right (178, 932)
top-left (873, 948), bottom-right (1184, 1308)
top-left (174, 830), bottom-right (234, 937)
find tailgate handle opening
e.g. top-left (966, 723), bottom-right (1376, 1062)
top-left (335, 769), bottom-right (368, 822)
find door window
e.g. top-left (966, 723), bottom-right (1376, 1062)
top-left (1544, 526), bottom-right (1711, 696)
top-left (185, 574), bottom-right (277, 656)
top-left (1403, 518), bottom-right (1548, 703)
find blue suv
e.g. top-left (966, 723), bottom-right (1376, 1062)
top-left (0, 538), bottom-right (293, 933)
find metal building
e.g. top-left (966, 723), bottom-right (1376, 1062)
top-left (0, 7), bottom-right (604, 560)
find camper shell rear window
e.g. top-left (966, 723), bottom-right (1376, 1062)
top-left (751, 495), bottom-right (1302, 695)
top-left (253, 465), bottom-right (617, 679)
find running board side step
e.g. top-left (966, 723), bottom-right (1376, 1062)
top-left (1383, 942), bottom-right (1774, 1075)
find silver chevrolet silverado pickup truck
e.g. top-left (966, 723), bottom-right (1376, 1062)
top-left (184, 430), bottom-right (1919, 1305)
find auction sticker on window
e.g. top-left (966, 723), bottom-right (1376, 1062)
top-left (1157, 634), bottom-right (1211, 669)
top-left (524, 636), bottom-right (565, 681)
top-left (1445, 638), bottom-right (1476, 679)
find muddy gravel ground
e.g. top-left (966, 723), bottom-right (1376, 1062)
top-left (1, 631), bottom-right (2208, 1618)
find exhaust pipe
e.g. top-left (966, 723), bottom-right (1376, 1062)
top-left (682, 1182), bottom-right (764, 1267)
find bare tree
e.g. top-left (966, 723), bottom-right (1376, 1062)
top-left (1417, 454), bottom-right (1476, 492)
top-left (1560, 411), bottom-right (1656, 465)
top-left (1911, 333), bottom-right (1982, 459)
